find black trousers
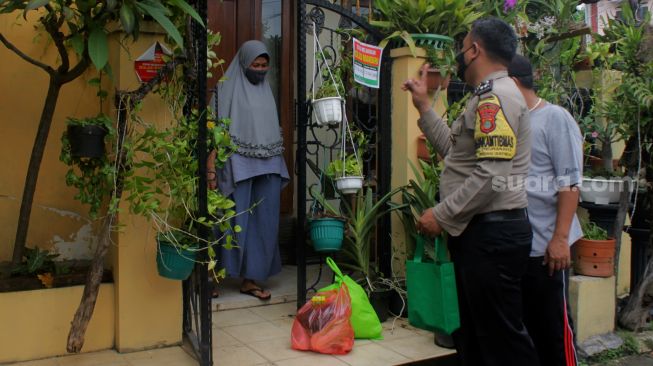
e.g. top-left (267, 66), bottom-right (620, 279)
top-left (522, 258), bottom-right (578, 366)
top-left (449, 217), bottom-right (539, 366)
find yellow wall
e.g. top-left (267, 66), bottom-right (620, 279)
top-left (389, 47), bottom-right (447, 276)
top-left (0, 12), bottom-right (104, 261)
top-left (0, 12), bottom-right (183, 361)
top-left (108, 28), bottom-right (183, 352)
top-left (0, 284), bottom-right (114, 363)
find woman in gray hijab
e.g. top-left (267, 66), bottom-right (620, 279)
top-left (208, 40), bottom-right (289, 300)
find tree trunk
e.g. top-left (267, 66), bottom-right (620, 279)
top-left (66, 212), bottom-right (114, 353)
top-left (602, 139), bottom-right (614, 173)
top-left (12, 76), bottom-right (62, 265)
top-left (619, 249), bottom-right (653, 331)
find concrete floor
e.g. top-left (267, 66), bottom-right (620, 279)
top-left (9, 265), bottom-right (456, 366)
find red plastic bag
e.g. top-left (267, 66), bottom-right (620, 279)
top-left (291, 282), bottom-right (354, 355)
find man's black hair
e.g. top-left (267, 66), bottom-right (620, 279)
top-left (508, 54), bottom-right (535, 90)
top-left (470, 17), bottom-right (517, 66)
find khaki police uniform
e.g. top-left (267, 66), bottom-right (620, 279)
top-left (418, 70), bottom-right (539, 366)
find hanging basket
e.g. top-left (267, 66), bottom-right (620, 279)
top-left (580, 177), bottom-right (624, 205)
top-left (156, 235), bottom-right (197, 280)
top-left (335, 176), bottom-right (363, 194)
top-left (309, 218), bottom-right (345, 252)
top-left (312, 97), bottom-right (344, 126)
top-left (67, 125), bottom-right (108, 158)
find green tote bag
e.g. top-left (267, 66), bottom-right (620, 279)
top-left (406, 235), bottom-right (460, 335)
top-left (319, 257), bottom-right (383, 340)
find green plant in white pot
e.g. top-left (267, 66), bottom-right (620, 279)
top-left (326, 129), bottom-right (368, 194)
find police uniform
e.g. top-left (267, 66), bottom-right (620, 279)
top-left (418, 70), bottom-right (539, 366)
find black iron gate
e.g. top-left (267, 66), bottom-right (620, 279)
top-left (296, 0), bottom-right (393, 308)
top-left (183, 0), bottom-right (212, 365)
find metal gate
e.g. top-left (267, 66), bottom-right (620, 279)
top-left (296, 0), bottom-right (393, 308)
top-left (183, 0), bottom-right (212, 365)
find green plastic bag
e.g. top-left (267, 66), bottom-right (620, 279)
top-left (406, 235), bottom-right (460, 334)
top-left (319, 257), bottom-right (383, 340)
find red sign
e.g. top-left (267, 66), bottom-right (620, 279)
top-left (134, 42), bottom-right (171, 83)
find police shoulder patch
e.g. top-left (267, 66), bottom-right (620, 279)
top-left (474, 95), bottom-right (516, 160)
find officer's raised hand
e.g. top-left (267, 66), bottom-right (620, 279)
top-left (402, 64), bottom-right (432, 114)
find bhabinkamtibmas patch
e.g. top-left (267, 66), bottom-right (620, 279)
top-left (474, 95), bottom-right (516, 160)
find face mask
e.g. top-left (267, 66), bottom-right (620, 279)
top-left (455, 45), bottom-right (475, 82)
top-left (245, 68), bottom-right (267, 84)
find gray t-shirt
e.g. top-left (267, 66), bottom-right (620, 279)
top-left (527, 103), bottom-right (584, 257)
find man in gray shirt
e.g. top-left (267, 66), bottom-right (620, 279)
top-left (509, 54), bottom-right (583, 366)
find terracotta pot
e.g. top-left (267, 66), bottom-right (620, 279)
top-left (573, 237), bottom-right (616, 277)
top-left (417, 135), bottom-right (430, 161)
top-left (573, 57), bottom-right (592, 71)
top-left (426, 68), bottom-right (450, 91)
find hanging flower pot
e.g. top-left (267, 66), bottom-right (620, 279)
top-left (309, 217), bottom-right (345, 252)
top-left (335, 176), bottom-right (364, 195)
top-left (67, 124), bottom-right (108, 158)
top-left (580, 177), bottom-right (624, 205)
top-left (573, 237), bottom-right (616, 277)
top-left (312, 97), bottom-right (344, 126)
top-left (156, 233), bottom-right (197, 280)
top-left (426, 69), bottom-right (450, 91)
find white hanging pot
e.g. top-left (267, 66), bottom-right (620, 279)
top-left (312, 97), bottom-right (343, 126)
top-left (335, 176), bottom-right (363, 194)
top-left (580, 177), bottom-right (624, 205)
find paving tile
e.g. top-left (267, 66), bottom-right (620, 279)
top-left (212, 343), bottom-right (266, 366)
top-left (377, 321), bottom-right (423, 341)
top-left (273, 354), bottom-right (348, 366)
top-left (335, 342), bottom-right (410, 366)
top-left (55, 350), bottom-right (126, 366)
top-left (212, 328), bottom-right (243, 348)
top-left (213, 308), bottom-right (266, 328)
top-left (249, 302), bottom-right (297, 322)
top-left (123, 347), bottom-right (197, 366)
top-left (382, 335), bottom-right (455, 360)
top-left (222, 321), bottom-right (288, 344)
top-left (7, 359), bottom-right (59, 366)
top-left (246, 337), bottom-right (304, 362)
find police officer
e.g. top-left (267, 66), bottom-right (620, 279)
top-left (403, 17), bottom-right (539, 366)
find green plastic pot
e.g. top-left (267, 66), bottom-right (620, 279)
top-left (309, 218), bottom-right (345, 252)
top-left (409, 34), bottom-right (454, 50)
top-left (156, 236), bottom-right (197, 280)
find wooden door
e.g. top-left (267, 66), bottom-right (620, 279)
top-left (208, 0), bottom-right (294, 215)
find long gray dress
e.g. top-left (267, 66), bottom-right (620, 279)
top-left (212, 40), bottom-right (289, 281)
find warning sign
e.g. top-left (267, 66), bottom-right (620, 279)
top-left (134, 42), bottom-right (172, 83)
top-left (353, 38), bottom-right (383, 88)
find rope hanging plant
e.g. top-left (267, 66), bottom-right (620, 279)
top-left (311, 21), bottom-right (345, 126)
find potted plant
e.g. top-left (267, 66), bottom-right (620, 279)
top-left (574, 220), bottom-right (616, 277)
top-left (580, 168), bottom-right (625, 205)
top-left (371, 0), bottom-right (482, 53)
top-left (311, 43), bottom-right (349, 126)
top-left (64, 114), bottom-right (111, 158)
top-left (307, 188), bottom-right (347, 253)
top-left (326, 129), bottom-right (368, 194)
top-left (424, 47), bottom-right (456, 92)
top-left (314, 186), bottom-right (402, 321)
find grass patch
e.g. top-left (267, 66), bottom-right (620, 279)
top-left (580, 333), bottom-right (639, 365)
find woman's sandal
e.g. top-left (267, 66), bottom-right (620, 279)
top-left (240, 286), bottom-right (271, 300)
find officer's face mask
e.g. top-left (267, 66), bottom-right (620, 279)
top-left (455, 44), bottom-right (477, 82)
top-left (245, 68), bottom-right (267, 85)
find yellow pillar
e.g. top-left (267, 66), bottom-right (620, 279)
top-left (389, 47), bottom-right (447, 276)
top-left (108, 27), bottom-right (183, 352)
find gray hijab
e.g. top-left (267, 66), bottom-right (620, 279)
top-left (214, 40), bottom-right (283, 158)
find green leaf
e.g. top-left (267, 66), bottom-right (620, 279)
top-left (70, 34), bottom-right (85, 56)
top-left (120, 4), bottom-right (136, 35)
top-left (168, 0), bottom-right (204, 27)
top-left (88, 27), bottom-right (109, 70)
top-left (25, 0), bottom-right (49, 11)
top-left (136, 2), bottom-right (184, 47)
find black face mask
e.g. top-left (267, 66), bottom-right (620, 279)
top-left (455, 45), bottom-right (476, 82)
top-left (245, 68), bottom-right (267, 84)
